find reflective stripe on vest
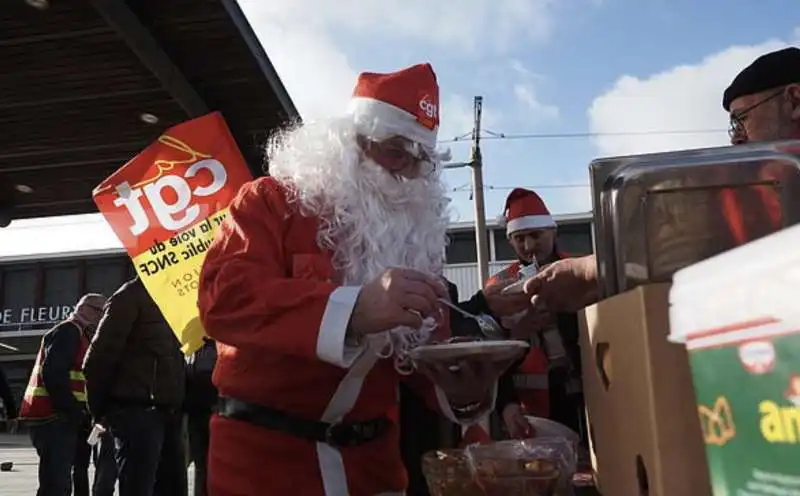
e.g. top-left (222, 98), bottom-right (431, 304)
top-left (18, 329), bottom-right (89, 420)
top-left (24, 368), bottom-right (88, 402)
top-left (540, 328), bottom-right (566, 361)
top-left (514, 346), bottom-right (550, 417)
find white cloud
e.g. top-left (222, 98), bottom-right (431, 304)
top-left (588, 34), bottom-right (798, 157)
top-left (513, 83), bottom-right (560, 121)
top-left (240, 0), bottom-right (528, 134)
top-left (439, 95), bottom-right (476, 143)
top-left (505, 60), bottom-right (559, 123)
top-left (509, 59), bottom-right (546, 81)
top-left (239, 15), bottom-right (358, 120)
top-left (243, 0), bottom-right (558, 56)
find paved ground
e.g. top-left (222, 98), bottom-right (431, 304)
top-left (0, 434), bottom-right (195, 496)
top-left (1, 434), bottom-right (600, 495)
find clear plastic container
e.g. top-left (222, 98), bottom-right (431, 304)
top-left (421, 449), bottom-right (484, 496)
top-left (525, 417), bottom-right (580, 446)
top-left (466, 437), bottom-right (577, 496)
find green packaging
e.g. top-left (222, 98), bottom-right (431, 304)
top-left (687, 320), bottom-right (800, 496)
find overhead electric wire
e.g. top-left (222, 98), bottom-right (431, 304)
top-left (438, 128), bottom-right (728, 144)
top-left (449, 183), bottom-right (589, 193)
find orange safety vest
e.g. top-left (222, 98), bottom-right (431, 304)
top-left (487, 261), bottom-right (550, 417)
top-left (720, 186), bottom-right (782, 246)
top-left (18, 326), bottom-right (89, 420)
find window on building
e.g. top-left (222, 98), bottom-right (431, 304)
top-left (445, 231), bottom-right (477, 264)
top-left (557, 223), bottom-right (594, 256)
top-left (0, 266), bottom-right (37, 327)
top-left (86, 257), bottom-right (129, 298)
top-left (42, 263), bottom-right (80, 308)
top-left (493, 229), bottom-right (516, 262)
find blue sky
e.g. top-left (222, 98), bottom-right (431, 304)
top-left (1, 0), bottom-right (798, 256)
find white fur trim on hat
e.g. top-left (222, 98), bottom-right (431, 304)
top-left (347, 96), bottom-right (437, 150)
top-left (506, 215), bottom-right (556, 235)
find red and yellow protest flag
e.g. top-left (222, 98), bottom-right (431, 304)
top-left (93, 112), bottom-right (253, 354)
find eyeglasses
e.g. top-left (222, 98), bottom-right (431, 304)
top-left (728, 89), bottom-right (785, 140)
top-left (364, 138), bottom-right (436, 178)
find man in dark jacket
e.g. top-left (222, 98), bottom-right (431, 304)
top-left (184, 337), bottom-right (217, 496)
top-left (83, 277), bottom-right (187, 496)
top-left (17, 293), bottom-right (106, 496)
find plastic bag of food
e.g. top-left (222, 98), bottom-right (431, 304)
top-left (465, 437), bottom-right (578, 496)
top-left (525, 417), bottom-right (580, 447)
top-left (421, 449), bottom-right (484, 496)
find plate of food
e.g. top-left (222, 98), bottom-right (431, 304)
top-left (409, 339), bottom-right (529, 364)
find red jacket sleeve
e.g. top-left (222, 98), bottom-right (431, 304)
top-left (198, 178), bottom-right (364, 369)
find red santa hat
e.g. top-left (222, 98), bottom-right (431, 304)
top-left (346, 63), bottom-right (440, 150)
top-left (498, 188), bottom-right (556, 236)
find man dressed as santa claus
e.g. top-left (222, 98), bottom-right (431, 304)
top-left (198, 64), bottom-right (512, 496)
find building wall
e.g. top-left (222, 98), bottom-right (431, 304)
top-left (0, 215), bottom-right (593, 413)
top-left (443, 261), bottom-right (513, 299)
top-left (444, 217), bottom-right (594, 297)
top-left (0, 253), bottom-right (135, 409)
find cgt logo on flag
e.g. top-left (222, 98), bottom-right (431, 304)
top-left (93, 112), bottom-right (252, 354)
top-left (113, 136), bottom-right (229, 237)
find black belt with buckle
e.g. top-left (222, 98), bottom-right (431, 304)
top-left (217, 396), bottom-right (390, 448)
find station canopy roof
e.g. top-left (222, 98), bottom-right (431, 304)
top-left (0, 0), bottom-right (299, 221)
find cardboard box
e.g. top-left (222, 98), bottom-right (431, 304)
top-left (579, 284), bottom-right (711, 496)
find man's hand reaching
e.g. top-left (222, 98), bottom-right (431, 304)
top-left (483, 280), bottom-right (531, 317)
top-left (523, 255), bottom-right (599, 313)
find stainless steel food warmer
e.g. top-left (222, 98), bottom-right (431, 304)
top-left (589, 140), bottom-right (800, 298)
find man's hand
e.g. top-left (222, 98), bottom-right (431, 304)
top-left (349, 268), bottom-right (449, 336)
top-left (483, 282), bottom-right (531, 317)
top-left (523, 255), bottom-right (598, 313)
top-left (503, 307), bottom-right (554, 340)
top-left (502, 403), bottom-right (534, 439)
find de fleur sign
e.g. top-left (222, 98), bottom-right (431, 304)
top-left (0, 305), bottom-right (76, 327)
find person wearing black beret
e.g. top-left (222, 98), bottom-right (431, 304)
top-left (724, 46), bottom-right (800, 144)
top-left (517, 47), bottom-right (800, 319)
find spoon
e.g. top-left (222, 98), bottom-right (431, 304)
top-left (437, 298), bottom-right (506, 340)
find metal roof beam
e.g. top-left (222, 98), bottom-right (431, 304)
top-left (90, 0), bottom-right (209, 117)
top-left (220, 0), bottom-right (301, 123)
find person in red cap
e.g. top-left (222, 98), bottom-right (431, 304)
top-left (484, 189), bottom-right (586, 442)
top-left (198, 64), bottom-right (514, 496)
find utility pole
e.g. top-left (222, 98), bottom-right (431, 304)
top-left (470, 97), bottom-right (490, 288)
top-left (442, 96), bottom-right (490, 288)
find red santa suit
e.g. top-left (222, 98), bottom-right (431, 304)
top-left (198, 64), bottom-right (493, 496)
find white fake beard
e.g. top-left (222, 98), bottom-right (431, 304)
top-left (268, 118), bottom-right (451, 373)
